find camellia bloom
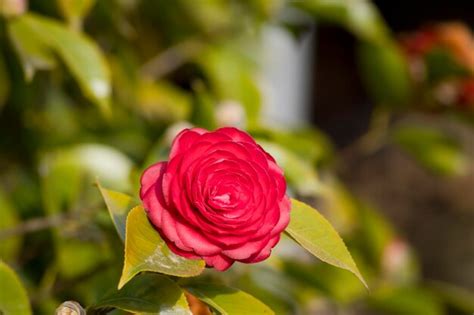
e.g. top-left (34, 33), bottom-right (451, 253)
top-left (140, 127), bottom-right (290, 271)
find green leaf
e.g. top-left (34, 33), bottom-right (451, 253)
top-left (8, 15), bottom-right (56, 80)
top-left (369, 287), bottom-right (443, 315)
top-left (40, 144), bottom-right (132, 278)
top-left (393, 125), bottom-right (468, 176)
top-left (92, 273), bottom-right (191, 314)
top-left (357, 41), bottom-right (413, 108)
top-left (425, 48), bottom-right (471, 84)
top-left (96, 181), bottom-right (135, 242)
top-left (198, 45), bottom-right (261, 128)
top-left (57, 0), bottom-right (96, 28)
top-left (191, 81), bottom-right (217, 130)
top-left (119, 206), bottom-right (205, 289)
top-left (285, 199), bottom-right (367, 288)
top-left (8, 13), bottom-right (111, 113)
top-left (293, 0), bottom-right (390, 44)
top-left (0, 260), bottom-right (32, 315)
top-left (283, 259), bottom-right (366, 304)
top-left (184, 283), bottom-right (274, 315)
top-left (258, 141), bottom-right (320, 197)
top-left (137, 80), bottom-right (191, 122)
top-left (0, 191), bottom-right (22, 263)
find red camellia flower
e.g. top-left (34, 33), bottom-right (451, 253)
top-left (140, 127), bottom-right (291, 271)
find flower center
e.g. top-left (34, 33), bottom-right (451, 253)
top-left (213, 193), bottom-right (231, 205)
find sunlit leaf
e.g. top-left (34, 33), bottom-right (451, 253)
top-left (92, 273), bottom-right (191, 314)
top-left (393, 125), bottom-right (468, 176)
top-left (183, 282), bottom-right (274, 315)
top-left (178, 0), bottom-right (232, 34)
top-left (8, 16), bottom-right (56, 80)
top-left (57, 0), bottom-right (96, 28)
top-left (0, 260), bottom-right (32, 315)
top-left (96, 181), bottom-right (135, 242)
top-left (137, 80), bottom-right (191, 122)
top-left (0, 192), bottom-right (21, 263)
top-left (119, 206), bottom-right (205, 289)
top-left (358, 41), bottom-right (413, 107)
top-left (285, 199), bottom-right (367, 288)
top-left (8, 13), bottom-right (111, 113)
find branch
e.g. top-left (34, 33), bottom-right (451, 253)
top-left (0, 213), bottom-right (71, 239)
top-left (140, 37), bottom-right (206, 79)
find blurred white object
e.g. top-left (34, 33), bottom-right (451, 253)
top-left (259, 24), bottom-right (315, 127)
top-left (215, 99), bottom-right (246, 128)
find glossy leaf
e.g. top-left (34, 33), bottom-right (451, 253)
top-left (8, 13), bottom-right (111, 112)
top-left (0, 260), bottom-right (32, 315)
top-left (96, 181), bottom-right (135, 242)
top-left (119, 206), bottom-right (205, 289)
top-left (184, 283), bottom-right (274, 315)
top-left (285, 199), bottom-right (367, 288)
top-left (92, 273), bottom-right (191, 314)
top-left (393, 125), bottom-right (468, 176)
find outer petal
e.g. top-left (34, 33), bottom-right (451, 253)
top-left (204, 254), bottom-right (234, 271)
top-left (140, 162), bottom-right (167, 228)
top-left (216, 127), bottom-right (257, 144)
top-left (169, 128), bottom-right (207, 160)
top-left (140, 162), bottom-right (166, 199)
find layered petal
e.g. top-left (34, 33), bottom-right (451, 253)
top-left (139, 127), bottom-right (291, 271)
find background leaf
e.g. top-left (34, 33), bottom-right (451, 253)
top-left (258, 141), bottom-right (321, 197)
top-left (57, 0), bottom-right (96, 29)
top-left (8, 16), bottom-right (56, 80)
top-left (358, 41), bottom-right (413, 108)
top-left (285, 199), bottom-right (367, 288)
top-left (393, 125), bottom-right (469, 176)
top-left (97, 181), bottom-right (135, 242)
top-left (119, 206), bottom-right (205, 289)
top-left (0, 260), bottom-right (32, 315)
top-left (92, 273), bottom-right (191, 314)
top-left (183, 282), bottom-right (274, 315)
top-left (9, 13), bottom-right (111, 113)
top-left (293, 0), bottom-right (390, 44)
